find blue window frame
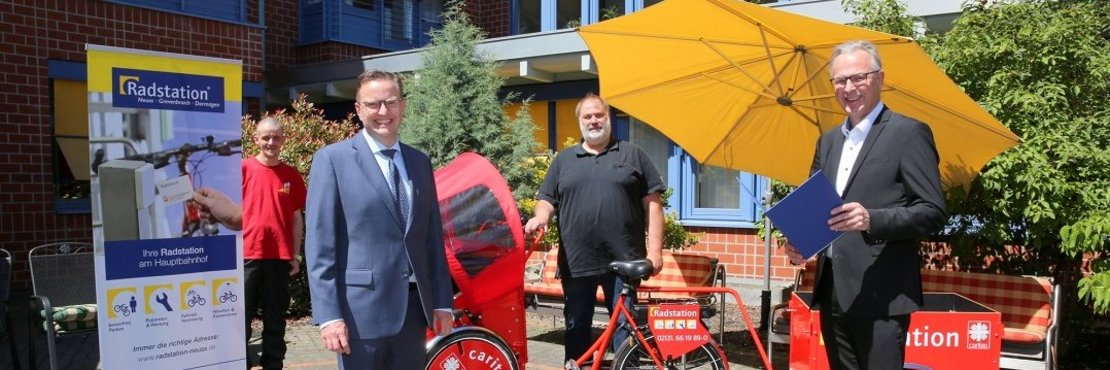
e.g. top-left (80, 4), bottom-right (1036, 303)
top-left (105, 0), bottom-right (249, 24)
top-left (678, 155), bottom-right (766, 228)
top-left (300, 0), bottom-right (443, 50)
top-left (515, 0), bottom-right (648, 34)
top-left (625, 117), bottom-right (765, 228)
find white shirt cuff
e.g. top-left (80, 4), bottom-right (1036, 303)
top-left (319, 319), bottom-right (344, 331)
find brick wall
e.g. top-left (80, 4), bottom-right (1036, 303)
top-left (0, 0), bottom-right (271, 286)
top-left (467, 0), bottom-right (512, 38)
top-left (295, 42), bottom-right (385, 66)
top-left (687, 227), bottom-right (799, 282)
top-left (264, 0), bottom-right (299, 72)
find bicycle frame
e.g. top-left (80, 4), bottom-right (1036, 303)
top-left (571, 285), bottom-right (774, 370)
top-left (572, 291), bottom-right (661, 370)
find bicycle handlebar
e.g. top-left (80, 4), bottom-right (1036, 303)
top-left (92, 135), bottom-right (242, 174)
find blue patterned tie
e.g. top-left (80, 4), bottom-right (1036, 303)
top-left (381, 149), bottom-right (409, 228)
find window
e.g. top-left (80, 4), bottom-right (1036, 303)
top-left (302, 0), bottom-right (442, 50)
top-left (627, 118), bottom-right (764, 225)
top-left (517, 0), bottom-right (542, 34)
top-left (106, 0), bottom-right (248, 23)
top-left (53, 79), bottom-right (91, 212)
top-left (514, 0), bottom-right (656, 35)
top-left (557, 0), bottom-right (582, 29)
top-left (680, 156), bottom-right (764, 226)
top-left (598, 0), bottom-right (625, 21)
top-left (384, 0), bottom-right (415, 42)
top-left (628, 118), bottom-right (669, 183)
top-left (347, 0), bottom-right (373, 10)
top-left (696, 165), bottom-right (741, 209)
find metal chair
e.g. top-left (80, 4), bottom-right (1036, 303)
top-left (27, 242), bottom-right (95, 370)
top-left (0, 248), bottom-right (21, 369)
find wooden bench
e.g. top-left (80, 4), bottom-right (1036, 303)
top-left (770, 262), bottom-right (1060, 370)
top-left (524, 247), bottom-right (727, 338)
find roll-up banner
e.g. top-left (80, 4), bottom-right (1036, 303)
top-left (87, 44), bottom-right (245, 369)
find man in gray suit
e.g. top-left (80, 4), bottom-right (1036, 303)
top-left (305, 70), bottom-right (453, 370)
top-left (792, 40), bottom-right (947, 370)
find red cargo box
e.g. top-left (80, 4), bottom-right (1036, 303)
top-left (788, 292), bottom-right (1003, 370)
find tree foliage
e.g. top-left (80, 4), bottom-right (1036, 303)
top-left (241, 97), bottom-right (360, 316)
top-left (401, 2), bottom-right (542, 205)
top-left (929, 0), bottom-right (1109, 312)
top-left (841, 0), bottom-right (918, 38)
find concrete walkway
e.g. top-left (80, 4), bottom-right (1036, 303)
top-left (0, 288), bottom-right (786, 369)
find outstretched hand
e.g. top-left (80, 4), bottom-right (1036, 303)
top-left (192, 187), bottom-right (242, 231)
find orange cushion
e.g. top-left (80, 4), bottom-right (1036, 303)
top-left (1002, 328), bottom-right (1046, 344)
top-left (523, 249), bottom-right (717, 302)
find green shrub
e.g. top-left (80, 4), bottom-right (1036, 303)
top-left (242, 96), bottom-right (359, 317)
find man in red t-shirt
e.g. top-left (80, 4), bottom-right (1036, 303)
top-left (242, 117), bottom-right (306, 370)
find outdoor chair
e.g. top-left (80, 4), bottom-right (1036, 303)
top-left (0, 248), bottom-right (21, 369)
top-left (27, 242), bottom-right (96, 370)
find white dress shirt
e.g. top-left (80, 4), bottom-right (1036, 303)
top-left (835, 102), bottom-right (885, 196)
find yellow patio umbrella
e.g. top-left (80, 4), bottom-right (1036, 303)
top-left (578, 0), bottom-right (1020, 189)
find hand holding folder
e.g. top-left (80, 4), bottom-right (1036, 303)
top-left (765, 170), bottom-right (844, 261)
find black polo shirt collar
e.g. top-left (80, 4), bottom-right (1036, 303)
top-left (573, 139), bottom-right (620, 157)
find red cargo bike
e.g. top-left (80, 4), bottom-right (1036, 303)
top-left (425, 153), bottom-right (533, 370)
top-left (424, 153), bottom-right (772, 370)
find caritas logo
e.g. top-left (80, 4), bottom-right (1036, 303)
top-left (967, 321), bottom-right (991, 350)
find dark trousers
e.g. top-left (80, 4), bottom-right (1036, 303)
top-left (817, 262), bottom-right (910, 370)
top-left (244, 259), bottom-right (291, 370)
top-left (561, 272), bottom-right (635, 362)
top-left (340, 285), bottom-right (427, 370)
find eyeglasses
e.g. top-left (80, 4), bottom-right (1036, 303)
top-left (358, 98), bottom-right (402, 111)
top-left (830, 70), bottom-right (880, 87)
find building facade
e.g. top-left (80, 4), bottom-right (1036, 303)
top-left (0, 0), bottom-right (962, 288)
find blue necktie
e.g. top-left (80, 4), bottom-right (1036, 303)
top-left (381, 149), bottom-right (409, 228)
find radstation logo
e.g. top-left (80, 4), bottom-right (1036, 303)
top-left (113, 67), bottom-right (224, 112)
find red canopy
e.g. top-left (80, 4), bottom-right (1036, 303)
top-left (435, 153), bottom-right (526, 309)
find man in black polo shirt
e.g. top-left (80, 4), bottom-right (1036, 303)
top-left (525, 93), bottom-right (666, 363)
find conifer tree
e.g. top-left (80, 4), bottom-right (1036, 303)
top-left (401, 1), bottom-right (540, 204)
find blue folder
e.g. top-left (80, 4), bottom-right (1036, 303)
top-left (765, 170), bottom-right (844, 260)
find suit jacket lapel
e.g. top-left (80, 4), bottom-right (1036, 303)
top-left (842, 107), bottom-right (891, 195)
top-left (352, 137), bottom-right (405, 228)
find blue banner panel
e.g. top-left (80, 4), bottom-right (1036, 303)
top-left (105, 235), bottom-right (237, 279)
top-left (112, 67), bottom-right (225, 112)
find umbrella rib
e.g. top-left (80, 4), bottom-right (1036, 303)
top-left (789, 102), bottom-right (844, 115)
top-left (702, 72), bottom-right (782, 102)
top-left (888, 85), bottom-right (1021, 140)
top-left (579, 29), bottom-right (792, 50)
top-left (607, 64), bottom-right (733, 101)
top-left (746, 99), bottom-right (841, 117)
top-left (701, 39), bottom-right (779, 97)
top-left (708, 0), bottom-right (800, 47)
top-left (786, 105), bottom-right (825, 128)
top-left (758, 25), bottom-right (786, 96)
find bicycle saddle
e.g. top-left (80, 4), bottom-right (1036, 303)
top-left (607, 259), bottom-right (653, 281)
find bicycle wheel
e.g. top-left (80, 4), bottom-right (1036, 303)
top-left (612, 331), bottom-right (725, 370)
top-left (426, 329), bottom-right (519, 370)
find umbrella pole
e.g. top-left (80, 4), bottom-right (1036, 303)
top-left (760, 188), bottom-right (773, 337)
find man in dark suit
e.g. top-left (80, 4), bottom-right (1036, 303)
top-left (305, 70), bottom-right (453, 370)
top-left (795, 40), bottom-right (947, 370)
